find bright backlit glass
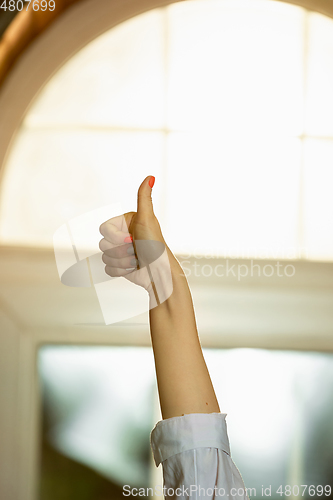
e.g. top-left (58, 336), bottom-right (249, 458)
top-left (167, 0), bottom-right (304, 135)
top-left (306, 12), bottom-right (333, 136)
top-left (1, 0), bottom-right (333, 261)
top-left (38, 346), bottom-right (333, 491)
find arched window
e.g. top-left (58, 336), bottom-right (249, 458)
top-left (1, 0), bottom-right (333, 261)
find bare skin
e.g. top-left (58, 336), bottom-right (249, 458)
top-left (99, 175), bottom-right (220, 420)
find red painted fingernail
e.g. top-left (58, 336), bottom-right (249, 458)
top-left (124, 236), bottom-right (133, 243)
top-left (148, 176), bottom-right (155, 188)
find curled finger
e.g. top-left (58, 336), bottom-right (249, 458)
top-left (105, 265), bottom-right (137, 278)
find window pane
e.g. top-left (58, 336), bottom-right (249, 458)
top-left (306, 13), bottom-right (333, 137)
top-left (165, 132), bottom-right (301, 258)
top-left (204, 349), bottom-right (333, 493)
top-left (0, 130), bottom-right (164, 246)
top-left (38, 346), bottom-right (156, 496)
top-left (302, 139), bottom-right (333, 260)
top-left (167, 0), bottom-right (305, 136)
top-left (25, 10), bottom-right (166, 129)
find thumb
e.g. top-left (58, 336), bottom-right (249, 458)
top-left (137, 175), bottom-right (155, 220)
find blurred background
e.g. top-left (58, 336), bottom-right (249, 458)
top-left (0, 0), bottom-right (333, 499)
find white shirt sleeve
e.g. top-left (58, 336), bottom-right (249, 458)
top-left (150, 412), bottom-right (249, 500)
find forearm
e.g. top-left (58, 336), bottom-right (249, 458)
top-left (99, 176), bottom-right (219, 420)
top-left (148, 245), bottom-right (220, 420)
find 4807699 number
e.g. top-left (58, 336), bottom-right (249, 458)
top-left (276, 485), bottom-right (332, 497)
top-left (0, 0), bottom-right (55, 11)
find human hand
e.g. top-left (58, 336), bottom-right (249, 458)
top-left (99, 176), bottom-right (168, 294)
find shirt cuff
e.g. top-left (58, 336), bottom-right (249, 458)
top-left (150, 412), bottom-right (231, 467)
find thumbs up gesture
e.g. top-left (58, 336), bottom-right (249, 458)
top-left (99, 176), bottom-right (167, 293)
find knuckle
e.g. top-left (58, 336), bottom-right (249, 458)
top-left (105, 265), bottom-right (115, 277)
top-left (99, 222), bottom-right (105, 235)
